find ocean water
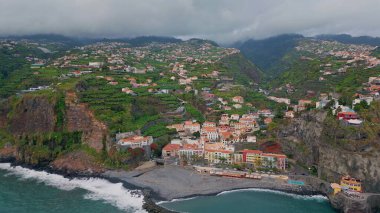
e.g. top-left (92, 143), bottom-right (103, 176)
top-left (0, 163), bottom-right (146, 213)
top-left (0, 163), bottom-right (337, 213)
top-left (159, 188), bottom-right (337, 213)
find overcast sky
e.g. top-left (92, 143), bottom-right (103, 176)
top-left (1, 0), bottom-right (380, 44)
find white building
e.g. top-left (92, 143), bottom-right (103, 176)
top-left (246, 135), bottom-right (257, 143)
top-left (117, 136), bottom-right (153, 149)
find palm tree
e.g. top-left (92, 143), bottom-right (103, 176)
top-left (254, 158), bottom-right (262, 168)
top-left (219, 156), bottom-right (227, 165)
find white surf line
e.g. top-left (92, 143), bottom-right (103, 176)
top-left (0, 163), bottom-right (147, 213)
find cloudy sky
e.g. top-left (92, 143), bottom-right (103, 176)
top-left (0, 0), bottom-right (379, 44)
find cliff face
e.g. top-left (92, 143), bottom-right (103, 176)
top-left (0, 100), bottom-right (9, 129)
top-left (277, 111), bottom-right (380, 193)
top-left (0, 92), bottom-right (107, 155)
top-left (277, 111), bottom-right (327, 166)
top-left (65, 92), bottom-right (107, 152)
top-left (50, 150), bottom-right (105, 175)
top-left (319, 147), bottom-right (380, 193)
top-left (9, 96), bottom-right (56, 135)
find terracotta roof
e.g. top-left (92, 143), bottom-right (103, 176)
top-left (163, 144), bottom-right (181, 151)
top-left (202, 127), bottom-right (217, 132)
top-left (242, 149), bottom-right (263, 154)
top-left (120, 136), bottom-right (151, 143)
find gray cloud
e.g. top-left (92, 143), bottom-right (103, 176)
top-left (0, 0), bottom-right (379, 44)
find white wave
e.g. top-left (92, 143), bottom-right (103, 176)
top-left (156, 196), bottom-right (198, 205)
top-left (217, 188), bottom-right (328, 201)
top-left (0, 163), bottom-right (147, 213)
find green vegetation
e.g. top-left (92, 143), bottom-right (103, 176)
top-left (15, 131), bottom-right (82, 165)
top-left (55, 93), bottom-right (66, 129)
top-left (322, 102), bottom-right (380, 150)
top-left (185, 104), bottom-right (205, 122)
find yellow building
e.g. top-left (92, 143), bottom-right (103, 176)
top-left (204, 149), bottom-right (233, 164)
top-left (330, 183), bottom-right (342, 195)
top-left (340, 176), bottom-right (362, 193)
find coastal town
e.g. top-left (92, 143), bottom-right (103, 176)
top-left (1, 35), bottom-right (380, 213)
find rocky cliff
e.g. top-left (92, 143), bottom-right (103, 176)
top-left (0, 92), bottom-right (108, 170)
top-left (65, 92), bottom-right (108, 152)
top-left (277, 111), bottom-right (327, 166)
top-left (277, 110), bottom-right (380, 212)
top-left (9, 95), bottom-right (56, 135)
top-left (319, 147), bottom-right (380, 193)
top-left (277, 110), bottom-right (380, 192)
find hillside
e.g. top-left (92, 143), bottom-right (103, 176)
top-left (0, 37), bottom-right (264, 171)
top-left (267, 39), bottom-right (380, 102)
top-left (235, 34), bottom-right (304, 77)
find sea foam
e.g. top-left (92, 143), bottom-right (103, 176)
top-left (217, 188), bottom-right (328, 202)
top-left (156, 196), bottom-right (198, 205)
top-left (0, 163), bottom-right (147, 213)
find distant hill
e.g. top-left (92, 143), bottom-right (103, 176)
top-left (316, 34), bottom-right (380, 47)
top-left (0, 34), bottom-right (94, 47)
top-left (1, 34), bottom-right (182, 47)
top-left (236, 34), bottom-right (380, 79)
top-left (235, 34), bottom-right (304, 75)
top-left (113, 36), bottom-right (182, 46)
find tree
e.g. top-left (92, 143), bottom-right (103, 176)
top-left (150, 143), bottom-right (158, 150)
top-left (354, 101), bottom-right (369, 112)
top-left (219, 156), bottom-right (227, 165)
top-left (254, 158), bottom-right (262, 168)
top-left (192, 131), bottom-right (200, 138)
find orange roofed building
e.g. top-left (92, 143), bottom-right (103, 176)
top-left (162, 144), bottom-right (181, 158)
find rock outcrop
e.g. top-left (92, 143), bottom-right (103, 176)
top-left (50, 150), bottom-right (105, 175)
top-left (277, 110), bottom-right (380, 212)
top-left (65, 92), bottom-right (107, 152)
top-left (277, 111), bottom-right (327, 166)
top-left (319, 147), bottom-right (380, 193)
top-left (9, 95), bottom-right (56, 135)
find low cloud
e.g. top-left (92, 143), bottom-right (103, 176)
top-left (0, 0), bottom-right (379, 44)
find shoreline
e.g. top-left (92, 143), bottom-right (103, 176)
top-left (0, 159), bottom-right (354, 213)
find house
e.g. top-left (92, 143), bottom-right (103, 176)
top-left (201, 127), bottom-right (219, 141)
top-left (297, 99), bottom-right (312, 111)
top-left (117, 136), bottom-right (153, 149)
top-left (232, 96), bottom-right (244, 103)
top-left (258, 109), bottom-right (273, 117)
top-left (285, 111), bottom-right (295, 119)
top-left (241, 149), bottom-right (263, 165)
top-left (162, 144), bottom-right (181, 158)
top-left (240, 149), bottom-right (287, 170)
top-left (89, 62), bottom-right (104, 68)
top-left (230, 114), bottom-right (240, 120)
top-left (233, 104), bottom-right (242, 109)
top-left (223, 106), bottom-right (232, 111)
top-left (219, 114), bottom-right (230, 125)
top-left (337, 112), bottom-right (359, 120)
top-left (264, 117), bottom-right (272, 124)
top-left (261, 153), bottom-right (287, 170)
top-left (267, 96), bottom-right (291, 105)
top-left (121, 87), bottom-right (135, 95)
top-left (219, 131), bottom-right (234, 144)
top-left (204, 149), bottom-right (234, 164)
top-left (108, 81), bottom-right (118, 85)
top-left (246, 135), bottom-right (257, 143)
top-left (179, 144), bottom-right (203, 160)
top-left (340, 176), bottom-right (362, 192)
top-left (167, 123), bottom-right (185, 132)
top-left (299, 99), bottom-right (312, 106)
top-left (203, 121), bottom-right (216, 127)
top-left (331, 183), bottom-right (342, 195)
top-left (183, 121), bottom-right (201, 133)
